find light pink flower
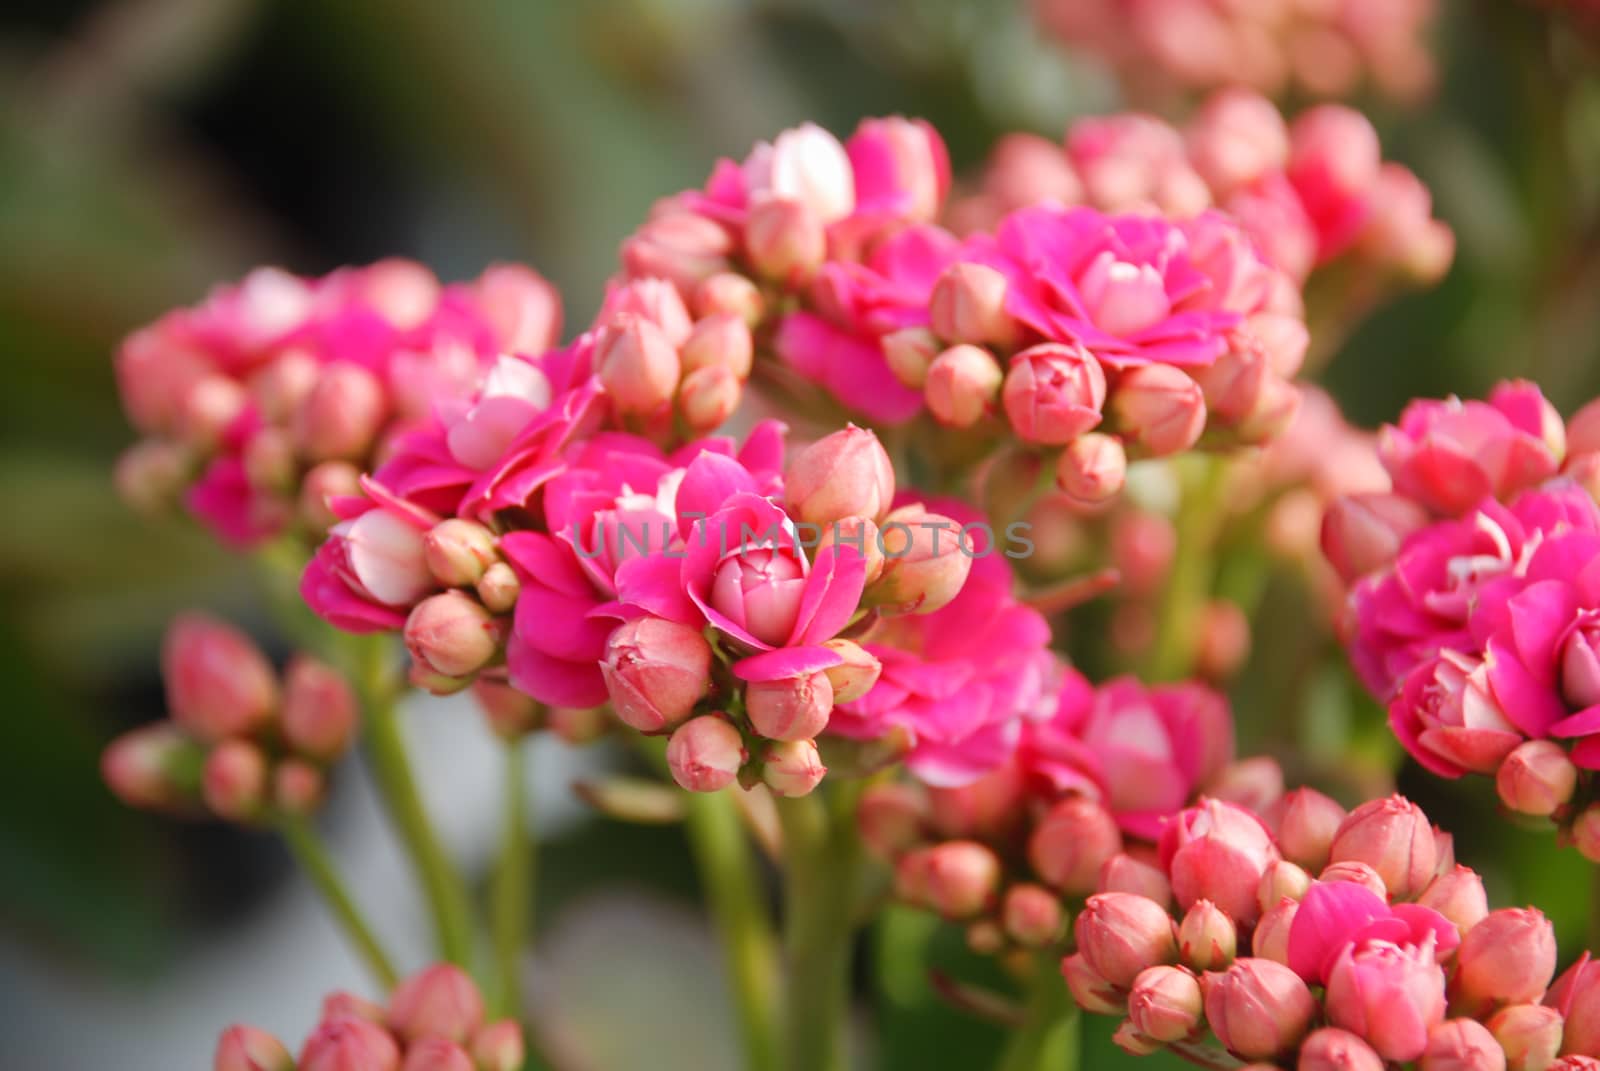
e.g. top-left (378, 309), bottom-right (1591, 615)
top-left (1323, 936), bottom-right (1448, 1062)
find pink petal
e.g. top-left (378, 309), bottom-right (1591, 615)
top-left (733, 645), bottom-right (845, 682)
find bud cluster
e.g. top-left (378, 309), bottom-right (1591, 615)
top-left (115, 260), bottom-right (562, 549)
top-left (101, 614), bottom-right (359, 821)
top-left (214, 964), bottom-right (523, 1071)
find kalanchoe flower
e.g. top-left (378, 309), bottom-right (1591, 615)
top-left (1324, 936), bottom-right (1448, 1062)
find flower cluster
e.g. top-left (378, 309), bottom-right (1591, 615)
top-left (1030, 0), bottom-right (1438, 104)
top-left (1061, 792), bottom-right (1600, 1069)
top-left (1325, 382), bottom-right (1600, 853)
top-left (102, 614), bottom-right (358, 821)
top-left (114, 260), bottom-right (561, 548)
top-left (214, 964), bottom-right (522, 1071)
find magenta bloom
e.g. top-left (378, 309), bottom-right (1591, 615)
top-left (1378, 380), bottom-right (1563, 517)
top-left (1287, 881), bottom-right (1459, 986)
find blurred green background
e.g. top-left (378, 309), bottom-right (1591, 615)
top-left (4, 1), bottom-right (1600, 1068)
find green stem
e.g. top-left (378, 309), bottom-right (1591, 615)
top-left (1148, 456), bottom-right (1230, 682)
top-left (775, 787), bottom-right (863, 1071)
top-left (683, 790), bottom-right (782, 1071)
top-left (280, 813), bottom-right (400, 989)
top-left (492, 741), bottom-right (533, 1019)
top-left (993, 961), bottom-right (1079, 1071)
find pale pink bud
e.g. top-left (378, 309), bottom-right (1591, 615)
top-left (1298, 1027), bottom-right (1385, 1071)
top-left (746, 672), bottom-right (833, 741)
top-left (925, 345), bottom-right (1003, 428)
top-left (857, 783), bottom-right (928, 859)
top-left (882, 327), bottom-right (940, 389)
top-left (602, 277), bottom-right (693, 346)
top-left (215, 1025), bottom-right (293, 1071)
top-left (1273, 787), bottom-right (1347, 872)
top-left (243, 428), bottom-right (296, 492)
top-left (298, 1017), bottom-right (400, 1071)
top-left (1485, 1004), bottom-right (1563, 1071)
top-left (1497, 740), bottom-right (1578, 817)
top-left (870, 508), bottom-right (974, 615)
top-left (469, 1022), bottom-right (525, 1071)
top-left (404, 592), bottom-right (500, 679)
top-left (762, 738), bottom-right (826, 797)
top-left (1028, 796), bottom-right (1123, 895)
top-left (1572, 398), bottom-right (1600, 457)
top-left (920, 840), bottom-right (1001, 920)
top-left (1178, 899), bottom-right (1237, 971)
top-left (1075, 892), bottom-right (1179, 988)
top-left (277, 656), bottom-right (359, 761)
top-left (1325, 939), bottom-right (1447, 1062)
top-left (179, 376), bottom-right (249, 451)
top-left (115, 440), bottom-right (190, 514)
top-left (1161, 799), bottom-right (1280, 925)
top-left (424, 519), bottom-right (498, 589)
top-left (983, 133), bottom-right (1081, 208)
top-left (929, 263), bottom-right (1017, 347)
top-left (299, 460), bottom-right (361, 534)
top-left (471, 680), bottom-right (542, 740)
top-left (1054, 432), bottom-right (1127, 506)
top-left (1128, 965), bottom-right (1203, 1044)
top-left (1455, 909), bottom-right (1557, 1014)
top-left (596, 315), bottom-right (681, 414)
top-left (294, 364), bottom-right (387, 463)
top-left (250, 350), bottom-right (319, 423)
top-left (1003, 883), bottom-right (1064, 947)
top-left (1205, 957), bottom-right (1316, 1061)
top-left (400, 1038), bottom-right (473, 1071)
top-left (1257, 861), bottom-right (1311, 915)
top-left (102, 723), bottom-right (202, 812)
top-left (1109, 365), bottom-right (1206, 458)
top-left (692, 273), bottom-right (765, 329)
top-left (681, 313), bottom-right (754, 379)
top-left (163, 614), bottom-right (278, 742)
top-left (1319, 860), bottom-right (1390, 900)
top-left (621, 212), bottom-right (732, 293)
top-left (1252, 898), bottom-right (1298, 966)
top-left (273, 758), bottom-right (325, 815)
top-left (409, 663), bottom-right (473, 697)
top-left (471, 263), bottom-right (560, 353)
top-left (1321, 492), bottom-right (1431, 583)
top-left (601, 616), bottom-right (712, 734)
top-left (1185, 89), bottom-right (1290, 196)
top-left (1062, 952), bottom-right (1127, 1015)
top-left (1418, 866), bottom-right (1490, 936)
top-left (1196, 600), bottom-right (1251, 681)
top-left (748, 122), bottom-right (855, 224)
top-left (1574, 805), bottom-right (1600, 864)
top-left (1002, 343), bottom-right (1107, 445)
top-left (1099, 853), bottom-right (1173, 909)
top-left (319, 990), bottom-right (382, 1020)
top-left (1422, 1018), bottom-right (1508, 1071)
top-left (821, 638), bottom-right (881, 703)
top-left (388, 964), bottom-right (485, 1045)
top-left (745, 197), bottom-right (827, 283)
top-left (475, 562), bottom-right (520, 615)
top-left (359, 259), bottom-right (439, 329)
top-left (786, 425), bottom-right (896, 526)
top-left (1208, 755), bottom-right (1283, 814)
top-left (818, 516), bottom-right (885, 585)
top-left (666, 715), bottom-right (746, 792)
top-left (1328, 794), bottom-right (1439, 900)
top-left (679, 365), bottom-right (742, 432)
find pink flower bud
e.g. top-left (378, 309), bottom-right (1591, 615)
top-left (1001, 343), bottom-right (1107, 445)
top-left (1328, 794), bottom-right (1439, 901)
top-left (388, 964), bottom-right (485, 1045)
top-left (1422, 1018), bottom-right (1508, 1071)
top-left (925, 344), bottom-right (1003, 428)
top-left (744, 197), bottom-right (827, 283)
top-left (666, 715), bottom-right (747, 792)
top-left (471, 680), bottom-right (542, 740)
top-left (409, 663), bottom-right (474, 697)
top-left (1257, 861), bottom-right (1312, 914)
top-left (1055, 432), bottom-right (1127, 506)
top-left (920, 841), bottom-right (1001, 920)
top-left (818, 516), bottom-right (885, 586)
top-left (928, 766), bottom-right (1025, 841)
top-left (857, 783), bottom-right (928, 859)
top-left (982, 132), bottom-right (1081, 209)
top-left (163, 613), bottom-right (278, 742)
top-left (1075, 892), bottom-right (1179, 988)
top-left (693, 273), bottom-right (765, 328)
top-left (1497, 740), bottom-right (1578, 818)
top-left (1325, 938), bottom-right (1447, 1062)
top-left (786, 426), bottom-right (896, 526)
top-left (882, 327), bottom-right (940, 389)
top-left (621, 212), bottom-right (732, 293)
top-left (601, 617), bottom-right (712, 734)
top-left (1208, 755), bottom-right (1283, 814)
top-left (1574, 805), bottom-right (1600, 864)
top-left (475, 562), bottom-right (520, 615)
top-left (1573, 397), bottom-right (1600, 456)
top-left (1195, 601), bottom-right (1251, 681)
top-left (215, 1025), bottom-right (293, 1071)
top-left (179, 376), bottom-right (249, 451)
top-left (243, 428), bottom-right (296, 492)
top-left (1204, 957), bottom-right (1316, 1061)
top-left (471, 262), bottom-right (560, 353)
top-left (1486, 1004), bottom-right (1563, 1071)
top-left (280, 656), bottom-right (359, 761)
top-left (1185, 90), bottom-right (1290, 196)
top-left (596, 315), bottom-right (681, 415)
top-left (1178, 900), bottom-right (1238, 972)
top-left (299, 1017), bottom-right (401, 1071)
top-left (1550, 954), bottom-right (1600, 1056)
top-left (1028, 796), bottom-right (1123, 895)
top-left (1108, 510), bottom-right (1175, 594)
top-left (1160, 799), bottom-right (1280, 925)
top-left (603, 277), bottom-right (693, 345)
top-left (762, 738), bottom-right (826, 797)
top-left (1062, 952), bottom-right (1127, 1016)
top-left (400, 1038), bottom-right (473, 1071)
top-left (202, 738), bottom-right (268, 822)
top-left (869, 509), bottom-right (974, 615)
top-left (1298, 1028), bottom-right (1386, 1071)
top-left (1418, 866), bottom-right (1490, 936)
top-left (102, 723), bottom-right (202, 812)
top-left (293, 364), bottom-right (387, 464)
top-left (1003, 883), bottom-right (1064, 947)
top-left (848, 116), bottom-right (948, 222)
top-left (1110, 365), bottom-right (1207, 458)
top-left (300, 461), bottom-right (362, 534)
top-left (1273, 787), bottom-right (1348, 872)
top-left (273, 758), bottom-right (324, 815)
top-left (249, 350), bottom-right (319, 422)
top-left (748, 122), bottom-right (855, 224)
top-left (1252, 897), bottom-right (1298, 966)
top-left (1099, 853), bottom-right (1173, 909)
top-left (1319, 860), bottom-right (1389, 900)
top-left (469, 1022), bottom-right (525, 1071)
top-left (930, 263), bottom-right (1018, 347)
top-left (1455, 909), bottom-right (1557, 1014)
top-left (423, 520), bottom-right (498, 589)
top-left (1321, 492), bottom-right (1431, 583)
top-left (746, 672), bottom-right (833, 741)
top-left (115, 440), bottom-right (190, 514)
top-left (404, 592), bottom-right (500, 679)
top-left (681, 313), bottom-right (754, 379)
top-left (679, 365), bottom-right (742, 432)
top-left (820, 638), bottom-right (881, 703)
top-left (1128, 965), bottom-right (1203, 1044)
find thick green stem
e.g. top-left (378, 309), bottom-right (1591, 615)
top-left (683, 790), bottom-right (781, 1071)
top-left (492, 741), bottom-right (534, 1019)
top-left (1148, 456), bottom-right (1230, 682)
top-left (775, 788), bottom-right (863, 1071)
top-left (280, 813), bottom-right (400, 989)
top-left (994, 961), bottom-right (1079, 1071)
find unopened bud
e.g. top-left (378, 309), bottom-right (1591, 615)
top-left (1321, 492), bottom-right (1431, 583)
top-left (692, 273), bottom-right (765, 329)
top-left (929, 263), bottom-right (1017, 347)
top-left (215, 1025), bottom-right (293, 1071)
top-left (1075, 892), bottom-right (1179, 988)
top-left (1112, 1020), bottom-right (1162, 1056)
top-left (621, 211), bottom-right (732, 294)
top-left (299, 461), bottom-right (362, 534)
top-left (679, 364), bottom-right (742, 432)
top-left (1274, 787), bottom-right (1347, 871)
top-left (921, 841), bottom-right (1001, 919)
top-left (1178, 900), bottom-right (1237, 971)
top-left (102, 723), bottom-right (203, 812)
top-left (293, 363), bottom-right (387, 463)
top-left (1422, 1018), bottom-right (1507, 1071)
top-left (115, 440), bottom-right (190, 514)
top-left (597, 316), bottom-right (681, 415)
top-left (1497, 740), bottom-right (1578, 817)
top-left (925, 345), bottom-right (1003, 428)
top-left (1256, 860), bottom-right (1312, 913)
top-left (869, 508), bottom-right (974, 615)
top-left (547, 704), bottom-right (610, 745)
top-left (281, 656), bottom-right (359, 761)
top-left (786, 425), bottom-right (896, 526)
top-left (857, 782), bottom-right (928, 859)
top-left (179, 376), bottom-right (249, 451)
top-left (1062, 953), bottom-right (1126, 1016)
top-left (472, 680), bottom-right (543, 740)
top-left (1110, 365), bottom-right (1206, 458)
top-left (243, 428), bottom-right (297, 492)
top-left (1328, 794), bottom-right (1438, 900)
top-left (601, 616), bottom-right (713, 734)
top-left (1028, 796), bottom-right (1123, 895)
top-left (388, 964), bottom-right (485, 1044)
top-left (1319, 860), bottom-right (1389, 899)
top-left (1299, 1027), bottom-right (1385, 1071)
top-left (1454, 909), bottom-right (1557, 1015)
top-left (475, 562), bottom-right (521, 615)
top-left (1573, 804), bottom-right (1600, 863)
top-left (400, 1038), bottom-right (473, 1071)
top-left (666, 715), bottom-right (747, 792)
top-left (1485, 1004), bottom-right (1562, 1071)
top-left (745, 197), bottom-right (826, 282)
top-left (424, 519), bottom-right (498, 588)
top-left (1055, 432), bottom-right (1127, 507)
top-left (1128, 965), bottom-right (1204, 1044)
top-left (883, 327), bottom-right (940, 389)
top-left (746, 672), bottom-right (833, 741)
top-left (1099, 853), bottom-right (1173, 908)
top-left (250, 349), bottom-right (319, 422)
top-left (404, 592), bottom-right (501, 679)
top-left (820, 639), bottom-right (882, 703)
top-left (202, 739), bottom-right (268, 821)
top-left (1196, 600), bottom-right (1251, 680)
top-left (681, 314), bottom-right (754, 379)
top-left (1252, 898), bottom-right (1298, 966)
top-left (321, 991), bottom-right (386, 1023)
top-left (469, 1021), bottom-right (526, 1071)
top-left (163, 613), bottom-right (278, 742)
top-left (1002, 343), bottom-right (1106, 445)
top-left (818, 517), bottom-right (885, 585)
top-left (1204, 957), bottom-right (1316, 1061)
top-left (762, 738), bottom-right (826, 797)
top-left (1002, 883), bottom-right (1064, 947)
top-left (273, 758), bottom-right (325, 815)
top-left (1417, 866), bottom-right (1489, 936)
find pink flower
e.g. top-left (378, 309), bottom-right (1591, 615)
top-left (1389, 650), bottom-right (1524, 777)
top-left (1323, 936), bottom-right (1448, 1062)
top-left (1379, 381), bottom-right (1564, 517)
top-left (1287, 880), bottom-right (1458, 986)
top-left (1157, 799), bottom-right (1279, 925)
top-left (847, 117), bottom-right (951, 225)
top-left (163, 613), bottom-right (279, 742)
